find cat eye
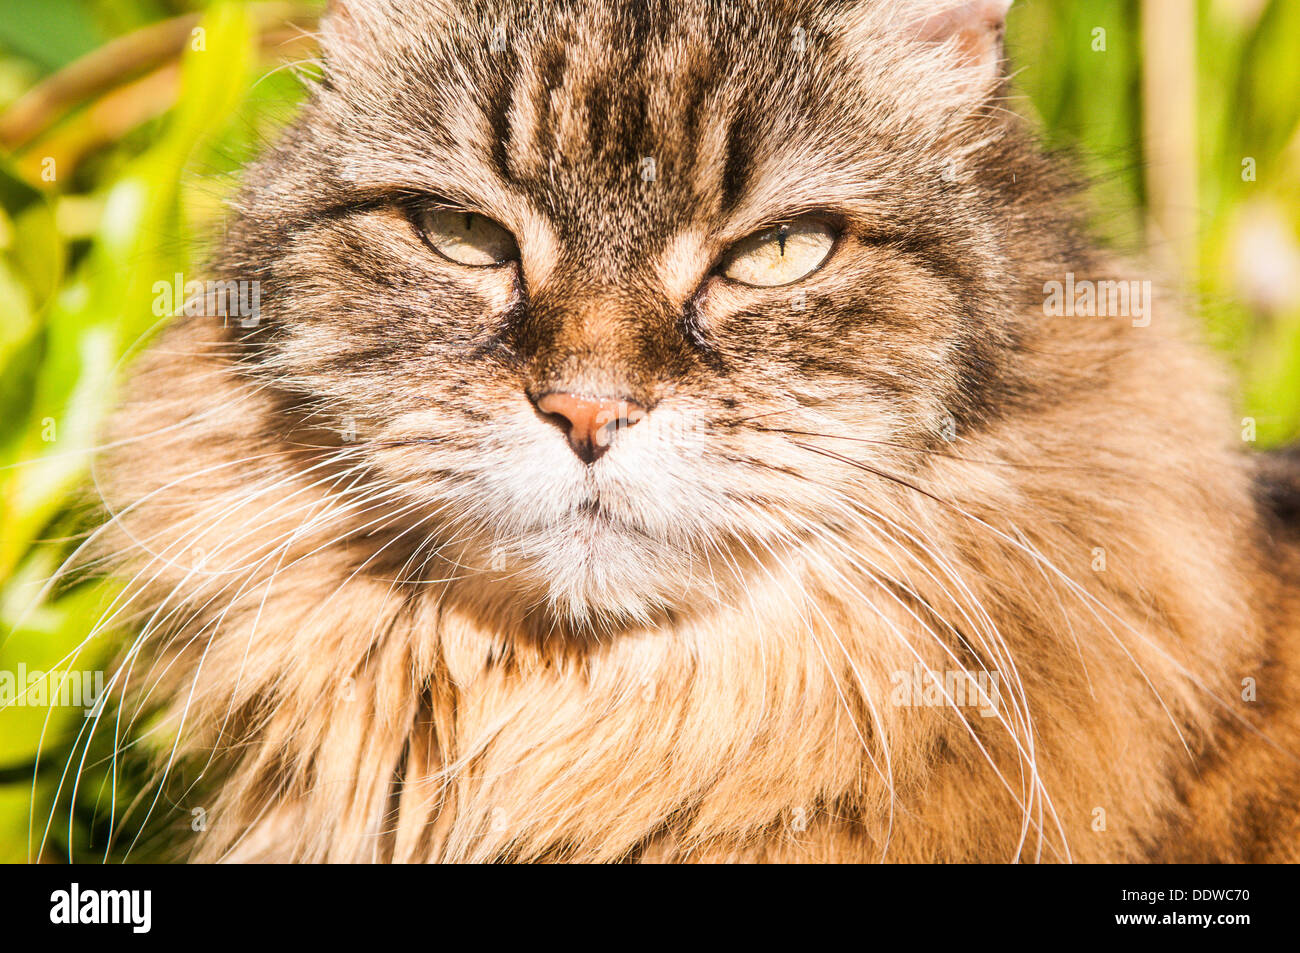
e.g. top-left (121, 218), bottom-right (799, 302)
top-left (412, 206), bottom-right (518, 267)
top-left (720, 218), bottom-right (837, 287)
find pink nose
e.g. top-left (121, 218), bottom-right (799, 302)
top-left (535, 392), bottom-right (646, 463)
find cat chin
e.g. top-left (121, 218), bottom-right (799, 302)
top-left (440, 517), bottom-right (705, 628)
top-left (525, 538), bottom-right (686, 624)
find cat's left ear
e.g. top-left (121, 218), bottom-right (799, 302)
top-left (909, 0), bottom-right (1013, 95)
top-left (320, 0), bottom-right (456, 82)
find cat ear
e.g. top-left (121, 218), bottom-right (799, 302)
top-left (319, 0), bottom-right (455, 83)
top-left (908, 0), bottom-right (1013, 95)
top-left (319, 0), bottom-right (387, 71)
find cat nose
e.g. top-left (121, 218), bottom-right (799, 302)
top-left (535, 392), bottom-right (646, 463)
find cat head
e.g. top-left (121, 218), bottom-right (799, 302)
top-left (221, 0), bottom-right (1067, 629)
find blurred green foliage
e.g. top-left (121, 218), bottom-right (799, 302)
top-left (1, 0), bottom-right (1298, 862)
top-left (1, 0), bottom-right (319, 861)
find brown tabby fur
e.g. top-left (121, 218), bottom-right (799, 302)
top-left (86, 0), bottom-right (1300, 861)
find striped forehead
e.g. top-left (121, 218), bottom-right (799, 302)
top-left (476, 27), bottom-right (758, 256)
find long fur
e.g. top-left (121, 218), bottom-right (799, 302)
top-left (77, 0), bottom-right (1300, 862)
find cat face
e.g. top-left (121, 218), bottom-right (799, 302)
top-left (228, 0), bottom-right (1038, 626)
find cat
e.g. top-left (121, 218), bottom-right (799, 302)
top-left (86, 0), bottom-right (1300, 862)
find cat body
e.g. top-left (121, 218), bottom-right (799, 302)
top-left (93, 0), bottom-right (1300, 862)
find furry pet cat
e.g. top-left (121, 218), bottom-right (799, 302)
top-left (89, 0), bottom-right (1300, 861)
